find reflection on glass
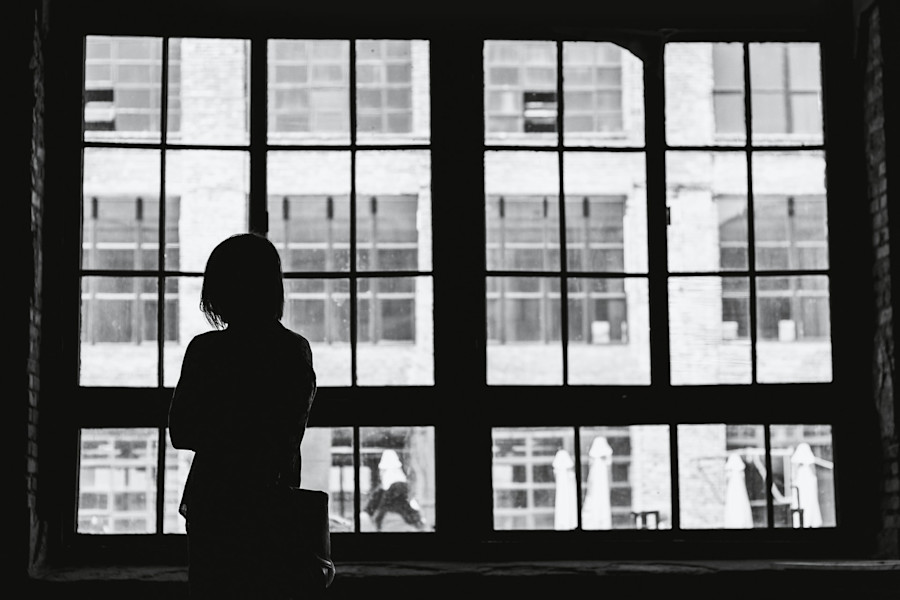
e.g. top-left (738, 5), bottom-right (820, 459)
top-left (669, 277), bottom-right (752, 385)
top-left (568, 278), bottom-right (650, 385)
top-left (756, 275), bottom-right (832, 383)
top-left (166, 150), bottom-right (250, 272)
top-left (484, 41), bottom-right (558, 146)
top-left (83, 148), bottom-right (161, 270)
top-left (80, 276), bottom-right (159, 387)
top-left (268, 151), bottom-right (352, 273)
top-left (492, 427), bottom-right (576, 530)
top-left (301, 427), bottom-right (355, 533)
top-left (750, 43), bottom-right (823, 145)
top-left (284, 278), bottom-right (351, 387)
top-left (771, 424), bottom-right (836, 528)
top-left (84, 36), bottom-right (164, 143)
top-left (360, 426), bottom-right (435, 533)
top-left (163, 433), bottom-right (194, 533)
top-left (579, 425), bottom-right (670, 530)
top-left (356, 151), bottom-right (432, 272)
top-left (356, 276), bottom-right (433, 386)
top-left (665, 43), bottom-right (746, 147)
top-left (485, 151), bottom-right (560, 271)
top-left (666, 152), bottom-right (747, 273)
top-left (356, 40), bottom-right (430, 144)
top-left (164, 276), bottom-right (208, 388)
top-left (268, 40), bottom-right (350, 145)
top-left (486, 276), bottom-right (563, 385)
top-left (78, 428), bottom-right (158, 534)
top-left (564, 152), bottom-right (647, 273)
top-left (169, 38), bottom-right (249, 146)
top-left (678, 424), bottom-right (769, 529)
top-left (563, 42), bottom-right (643, 147)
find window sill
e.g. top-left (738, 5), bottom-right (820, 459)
top-left (27, 559), bottom-right (900, 598)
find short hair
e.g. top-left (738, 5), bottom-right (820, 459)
top-left (200, 233), bottom-right (285, 329)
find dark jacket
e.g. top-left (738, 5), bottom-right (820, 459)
top-left (168, 321), bottom-right (317, 531)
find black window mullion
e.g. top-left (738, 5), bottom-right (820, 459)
top-left (744, 42), bottom-right (760, 383)
top-left (249, 36), bottom-right (268, 235)
top-left (556, 40), bottom-right (570, 385)
top-left (645, 36), bottom-right (676, 527)
top-left (349, 39), bottom-right (358, 386)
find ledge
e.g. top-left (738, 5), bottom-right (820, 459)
top-left (27, 559), bottom-right (900, 599)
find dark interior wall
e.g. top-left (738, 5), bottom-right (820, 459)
top-left (19, 0), bottom-right (899, 585)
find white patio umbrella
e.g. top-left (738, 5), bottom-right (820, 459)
top-left (790, 442), bottom-right (823, 528)
top-left (582, 436), bottom-right (613, 530)
top-left (723, 453), bottom-right (753, 528)
top-left (552, 449), bottom-right (577, 530)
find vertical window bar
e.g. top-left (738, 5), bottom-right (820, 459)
top-left (349, 40), bottom-right (358, 385)
top-left (556, 40), bottom-right (570, 384)
top-left (782, 46), bottom-right (794, 134)
top-left (744, 42), bottom-right (759, 382)
top-left (249, 37), bottom-right (268, 235)
top-left (573, 426), bottom-right (584, 529)
top-left (645, 36), bottom-right (675, 526)
top-left (763, 424), bottom-right (775, 528)
top-left (353, 426), bottom-right (362, 532)
top-left (156, 36), bottom-right (171, 537)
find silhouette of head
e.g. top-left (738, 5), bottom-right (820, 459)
top-left (200, 233), bottom-right (285, 329)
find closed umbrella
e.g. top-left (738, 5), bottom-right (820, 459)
top-left (790, 442), bottom-right (823, 528)
top-left (552, 449), bottom-right (577, 530)
top-left (582, 436), bottom-right (613, 530)
top-left (723, 453), bottom-right (753, 528)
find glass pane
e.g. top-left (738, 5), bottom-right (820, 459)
top-left (356, 40), bottom-right (429, 144)
top-left (169, 38), bottom-right (249, 146)
top-left (166, 150), bottom-right (250, 272)
top-left (487, 276), bottom-right (563, 385)
top-left (84, 36), bottom-right (162, 143)
top-left (752, 151), bottom-right (828, 270)
top-left (356, 151), bottom-right (432, 272)
top-left (756, 275), bottom-right (832, 383)
top-left (564, 152), bottom-right (647, 273)
top-left (163, 275), bottom-right (209, 387)
top-left (83, 149), bottom-right (161, 270)
top-left (678, 424), bottom-right (769, 529)
top-left (78, 428), bottom-right (158, 534)
top-left (300, 427), bottom-right (355, 533)
top-left (568, 278), bottom-right (650, 385)
top-left (282, 278), bottom-right (352, 387)
top-left (665, 43), bottom-right (745, 146)
top-left (163, 433), bottom-right (194, 533)
top-left (580, 425), bottom-right (671, 530)
top-left (357, 276), bottom-right (433, 386)
top-left (360, 426), bottom-right (435, 532)
top-left (268, 151), bottom-right (352, 273)
top-left (667, 152), bottom-right (748, 272)
top-left (80, 276), bottom-right (158, 386)
top-left (669, 277), bottom-right (752, 385)
top-left (751, 43), bottom-right (823, 145)
top-left (485, 152), bottom-right (560, 271)
top-left (492, 427), bottom-right (575, 530)
top-left (771, 424), bottom-right (836, 528)
top-left (268, 40), bottom-right (350, 145)
top-left (563, 42), bottom-right (642, 146)
top-left (484, 41), bottom-right (558, 147)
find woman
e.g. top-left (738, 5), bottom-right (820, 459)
top-left (168, 233), bottom-right (318, 599)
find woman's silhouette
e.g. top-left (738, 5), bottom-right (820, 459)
top-left (168, 232), bottom-right (318, 599)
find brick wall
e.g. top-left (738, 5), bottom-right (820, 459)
top-left (864, 1), bottom-right (900, 558)
top-left (26, 0), bottom-right (48, 575)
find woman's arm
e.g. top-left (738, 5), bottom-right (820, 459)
top-left (168, 337), bottom-right (210, 451)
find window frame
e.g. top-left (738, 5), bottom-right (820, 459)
top-left (42, 5), bottom-right (872, 566)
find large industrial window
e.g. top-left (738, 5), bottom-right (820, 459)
top-left (62, 19), bottom-right (849, 564)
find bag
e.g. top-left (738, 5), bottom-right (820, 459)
top-left (274, 487), bottom-right (336, 592)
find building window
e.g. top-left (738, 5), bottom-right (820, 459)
top-left (84, 36), bottom-right (182, 138)
top-left (713, 42), bottom-right (823, 137)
